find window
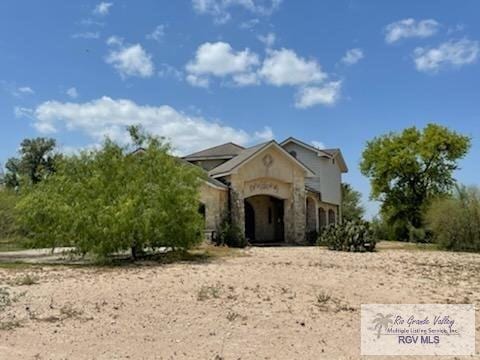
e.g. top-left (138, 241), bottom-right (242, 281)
top-left (319, 208), bottom-right (326, 228)
top-left (289, 150), bottom-right (297, 158)
top-left (328, 209), bottom-right (336, 225)
top-left (332, 159), bottom-right (335, 164)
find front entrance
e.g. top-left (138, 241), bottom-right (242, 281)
top-left (244, 195), bottom-right (284, 243)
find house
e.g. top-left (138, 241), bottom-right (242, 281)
top-left (183, 137), bottom-right (348, 244)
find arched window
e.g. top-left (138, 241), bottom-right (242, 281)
top-left (318, 208), bottom-right (326, 228)
top-left (289, 150), bottom-right (297, 158)
top-left (328, 209), bottom-right (336, 225)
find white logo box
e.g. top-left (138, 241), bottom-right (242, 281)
top-left (361, 304), bottom-right (475, 356)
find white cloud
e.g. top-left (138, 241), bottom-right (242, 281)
top-left (186, 41), bottom-right (259, 86)
top-left (66, 87), bottom-right (79, 99)
top-left (385, 18), bottom-right (440, 44)
top-left (146, 25), bottom-right (166, 42)
top-left (258, 32), bottom-right (276, 48)
top-left (105, 42), bottom-right (155, 78)
top-left (232, 72), bottom-right (259, 86)
top-left (254, 126), bottom-right (274, 141)
top-left (106, 35), bottom-right (123, 46)
top-left (341, 48), bottom-right (364, 65)
top-left (31, 97), bottom-right (273, 155)
top-left (93, 2), bottom-right (113, 16)
top-left (158, 64), bottom-right (183, 81)
top-left (311, 141), bottom-right (325, 150)
top-left (17, 86), bottom-right (34, 95)
top-left (294, 81), bottom-right (342, 109)
top-left (72, 32), bottom-right (100, 39)
top-left (259, 48), bottom-right (327, 86)
top-left (413, 39), bottom-right (479, 72)
top-left (14, 106), bottom-right (34, 119)
top-left (186, 74), bottom-right (210, 88)
top-left (192, 0), bottom-right (282, 24)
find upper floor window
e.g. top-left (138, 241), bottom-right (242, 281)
top-left (332, 158), bottom-right (335, 165)
top-left (289, 150), bottom-right (297, 158)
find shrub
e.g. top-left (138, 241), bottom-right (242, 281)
top-left (318, 221), bottom-right (375, 252)
top-left (17, 130), bottom-right (204, 259)
top-left (0, 190), bottom-right (20, 240)
top-left (215, 219), bottom-right (248, 248)
top-left (426, 186), bottom-right (480, 252)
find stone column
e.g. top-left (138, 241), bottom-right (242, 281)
top-left (229, 176), bottom-right (245, 236)
top-left (294, 172), bottom-right (306, 244)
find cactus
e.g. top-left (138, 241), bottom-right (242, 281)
top-left (317, 220), bottom-right (375, 252)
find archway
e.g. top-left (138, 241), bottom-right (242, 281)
top-left (244, 195), bottom-right (284, 243)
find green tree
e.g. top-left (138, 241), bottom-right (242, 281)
top-left (426, 185), bottom-right (480, 252)
top-left (341, 183), bottom-right (365, 221)
top-left (360, 124), bottom-right (470, 240)
top-left (17, 129), bottom-right (204, 259)
top-left (4, 137), bottom-right (58, 188)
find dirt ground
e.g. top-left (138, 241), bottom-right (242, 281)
top-left (0, 244), bottom-right (479, 360)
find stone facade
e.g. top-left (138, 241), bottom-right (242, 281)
top-left (187, 138), bottom-right (347, 245)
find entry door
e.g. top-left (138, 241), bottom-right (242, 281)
top-left (273, 198), bottom-right (284, 241)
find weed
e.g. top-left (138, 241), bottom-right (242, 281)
top-left (12, 274), bottom-right (39, 286)
top-left (0, 287), bottom-right (11, 311)
top-left (197, 283), bottom-right (222, 301)
top-left (316, 291), bottom-right (331, 305)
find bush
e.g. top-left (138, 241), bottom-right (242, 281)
top-left (318, 221), bottom-right (375, 252)
top-left (215, 220), bottom-right (248, 248)
top-left (16, 132), bottom-right (204, 259)
top-left (426, 186), bottom-right (480, 252)
top-left (0, 190), bottom-right (19, 240)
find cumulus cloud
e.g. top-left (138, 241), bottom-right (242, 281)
top-left (258, 32), bottom-right (276, 48)
top-left (146, 25), bottom-right (166, 42)
top-left (259, 48), bottom-right (327, 86)
top-left (66, 87), bottom-right (79, 99)
top-left (294, 81), bottom-right (342, 109)
top-left (385, 18), bottom-right (440, 44)
top-left (341, 48), bottom-right (364, 65)
top-left (29, 97), bottom-right (274, 155)
top-left (413, 39), bottom-right (479, 72)
top-left (17, 86), bottom-right (34, 95)
top-left (185, 41), bottom-right (259, 86)
top-left (105, 39), bottom-right (155, 78)
top-left (192, 0), bottom-right (282, 24)
top-left (93, 2), bottom-right (113, 16)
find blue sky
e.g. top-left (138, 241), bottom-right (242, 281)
top-left (1, 0), bottom-right (479, 218)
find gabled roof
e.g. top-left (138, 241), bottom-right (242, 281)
top-left (177, 158), bottom-right (228, 190)
top-left (209, 140), bottom-right (315, 178)
top-left (280, 137), bottom-right (348, 173)
top-left (182, 142), bottom-right (245, 160)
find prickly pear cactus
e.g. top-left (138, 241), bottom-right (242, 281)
top-left (317, 220), bottom-right (375, 252)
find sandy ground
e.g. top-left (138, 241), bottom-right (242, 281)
top-left (0, 244), bottom-right (479, 360)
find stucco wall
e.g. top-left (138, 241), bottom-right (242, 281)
top-left (199, 183), bottom-right (228, 232)
top-left (282, 142), bottom-right (342, 205)
top-left (228, 146), bottom-right (306, 244)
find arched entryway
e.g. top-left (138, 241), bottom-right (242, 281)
top-left (244, 195), bottom-right (284, 243)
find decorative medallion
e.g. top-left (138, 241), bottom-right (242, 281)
top-left (262, 154), bottom-right (274, 168)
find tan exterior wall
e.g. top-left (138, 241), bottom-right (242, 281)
top-left (199, 183), bottom-right (228, 232)
top-left (228, 146), bottom-right (306, 244)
